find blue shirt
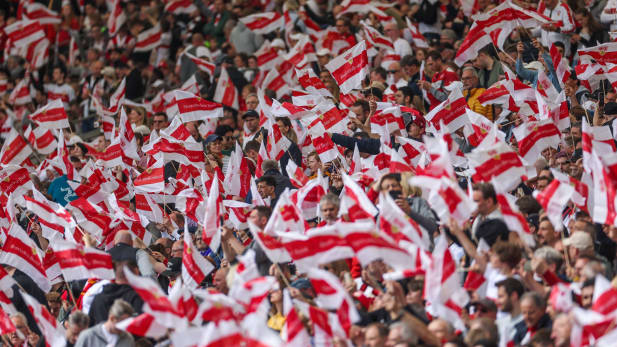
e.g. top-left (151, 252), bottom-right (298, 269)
top-left (47, 175), bottom-right (77, 206)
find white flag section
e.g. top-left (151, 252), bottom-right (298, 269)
top-left (325, 40), bottom-right (369, 94)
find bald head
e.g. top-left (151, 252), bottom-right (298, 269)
top-left (384, 22), bottom-right (401, 41)
top-left (114, 230), bottom-right (133, 247)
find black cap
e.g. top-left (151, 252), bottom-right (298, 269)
top-left (108, 243), bottom-right (138, 263)
top-left (242, 110), bottom-right (259, 120)
top-left (162, 257), bottom-right (182, 277)
top-left (604, 102), bottom-right (617, 116)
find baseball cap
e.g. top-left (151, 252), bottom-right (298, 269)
top-left (563, 232), bottom-right (593, 249)
top-left (204, 134), bottom-right (221, 145)
top-left (108, 243), bottom-right (138, 263)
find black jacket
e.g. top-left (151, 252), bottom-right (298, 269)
top-left (88, 283), bottom-right (144, 326)
top-left (331, 133), bottom-right (381, 155)
top-left (11, 269), bottom-right (49, 335)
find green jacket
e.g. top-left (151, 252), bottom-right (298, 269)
top-left (477, 62), bottom-right (503, 89)
top-left (202, 11), bottom-right (231, 46)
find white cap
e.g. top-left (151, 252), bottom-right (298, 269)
top-left (68, 135), bottom-right (83, 146)
top-left (195, 46), bottom-right (211, 59)
top-left (563, 232), bottom-right (593, 250)
top-left (316, 48), bottom-right (331, 56)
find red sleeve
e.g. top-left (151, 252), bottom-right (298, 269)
top-left (542, 269), bottom-right (567, 286)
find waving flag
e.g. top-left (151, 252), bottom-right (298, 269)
top-left (513, 120), bottom-right (561, 164)
top-left (533, 179), bottom-right (575, 231)
top-left (325, 40), bottom-right (369, 94)
top-left (51, 239), bottom-right (114, 281)
top-left (0, 223), bottom-right (51, 292)
top-left (21, 291), bottom-right (66, 347)
top-left (134, 24), bottom-right (162, 52)
top-left (107, 0), bottom-right (126, 36)
top-left (164, 0), bottom-right (198, 14)
top-left (183, 52), bottom-right (216, 80)
top-left (424, 87), bottom-right (468, 132)
top-left (117, 313), bottom-right (168, 339)
top-left (124, 267), bottom-right (187, 329)
top-left (0, 128), bottom-right (31, 165)
top-left (214, 67), bottom-right (239, 110)
top-left (169, 90), bottom-right (223, 123)
top-left (240, 12), bottom-right (284, 34)
top-left (183, 224), bottom-right (215, 289)
top-left (3, 20), bottom-right (45, 47)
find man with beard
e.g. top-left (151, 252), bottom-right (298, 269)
top-left (495, 278), bottom-right (524, 347)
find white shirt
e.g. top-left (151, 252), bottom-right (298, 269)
top-left (44, 83), bottom-right (75, 109)
top-left (100, 323), bottom-right (119, 347)
top-left (393, 37), bottom-right (413, 58)
top-left (601, 0), bottom-right (617, 31)
top-left (534, 1), bottom-right (575, 55)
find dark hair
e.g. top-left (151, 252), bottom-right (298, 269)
top-left (252, 206), bottom-right (272, 219)
top-left (215, 125), bottom-right (234, 137)
top-left (427, 51), bottom-right (442, 62)
top-left (515, 195), bottom-right (542, 215)
top-left (366, 322), bottom-right (389, 338)
top-left (153, 112), bottom-right (168, 121)
top-left (398, 86), bottom-right (413, 100)
top-left (472, 183), bottom-right (497, 204)
top-left (492, 242), bottom-right (523, 269)
top-left (495, 277), bottom-right (525, 298)
top-left (401, 55), bottom-right (419, 67)
top-left (373, 67), bottom-right (387, 81)
top-left (256, 175), bottom-right (276, 187)
top-left (244, 140), bottom-right (261, 153)
top-left (352, 99), bottom-right (370, 114)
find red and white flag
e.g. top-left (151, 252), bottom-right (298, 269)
top-left (164, 0), bottom-right (198, 14)
top-left (578, 42), bottom-right (617, 66)
top-left (308, 121), bottom-right (340, 163)
top-left (264, 189), bottom-right (307, 235)
top-left (533, 179), bottom-right (575, 231)
top-left (340, 173), bottom-right (379, 221)
top-left (107, 0), bottom-right (126, 36)
top-left (411, 176), bottom-right (477, 226)
top-left (362, 24), bottom-right (393, 50)
top-left (117, 313), bottom-right (168, 339)
top-left (213, 67), bottom-right (239, 110)
top-left (590, 154), bottom-right (617, 226)
top-left (203, 177), bottom-right (223, 251)
top-left (51, 239), bottom-right (114, 281)
top-left (8, 77), bottom-right (31, 105)
top-left (325, 40), bottom-right (369, 94)
top-left (550, 44), bottom-right (570, 87)
top-left (134, 156), bottom-right (165, 193)
top-left (286, 160), bottom-right (309, 188)
top-left (0, 128), bottom-right (31, 165)
top-left (25, 189), bottom-right (77, 241)
top-left (240, 12), bottom-right (284, 34)
top-left (296, 68), bottom-right (333, 98)
top-left (123, 267), bottom-right (187, 328)
top-left (495, 187), bottom-right (536, 247)
top-left (0, 223), bottom-right (51, 292)
top-left (468, 141), bottom-right (525, 192)
top-left (282, 291), bottom-right (311, 347)
top-left (280, 225), bottom-right (354, 272)
top-left (378, 193), bottom-right (431, 250)
top-left (134, 24), bottom-right (162, 52)
top-left (3, 20), bottom-right (45, 47)
top-left (183, 224), bottom-right (215, 289)
top-left (68, 36), bottom-right (79, 65)
top-left (169, 90), bottom-right (223, 123)
top-left (30, 99), bottom-right (69, 129)
top-left (183, 52), bottom-right (216, 80)
top-left (424, 234), bottom-right (469, 331)
top-left (424, 87), bottom-right (468, 132)
top-left (454, 24), bottom-right (492, 66)
top-left (513, 120), bottom-right (561, 164)
top-left (552, 169), bottom-right (589, 212)
top-left (21, 291), bottom-right (66, 347)
top-left (405, 17), bottom-right (428, 48)
top-left (24, 2), bottom-right (61, 25)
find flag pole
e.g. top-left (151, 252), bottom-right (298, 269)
top-left (64, 279), bottom-right (78, 308)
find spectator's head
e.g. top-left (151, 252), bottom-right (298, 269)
top-left (365, 322), bottom-right (388, 347)
top-left (46, 291), bottom-right (62, 318)
top-left (65, 310), bottom-right (89, 344)
top-left (378, 173), bottom-right (402, 193)
top-left (320, 193), bottom-right (340, 224)
top-left (9, 313), bottom-right (32, 346)
top-left (205, 134), bottom-right (223, 155)
top-left (335, 17), bottom-right (352, 35)
top-left (551, 313), bottom-right (572, 347)
top-left (401, 55), bottom-right (420, 78)
top-left (262, 159), bottom-right (279, 174)
top-left (475, 46), bottom-right (496, 69)
top-left (428, 319), bottom-right (455, 342)
top-left (307, 151), bottom-right (322, 175)
top-left (351, 99), bottom-right (371, 123)
top-left (256, 175), bottom-right (276, 199)
top-left (244, 140), bottom-right (260, 162)
top-left (490, 241), bottom-right (522, 272)
top-left (52, 65), bottom-right (66, 84)
top-left (387, 61), bottom-right (403, 83)
top-left (242, 110), bottom-right (260, 132)
top-left (581, 278), bottom-right (595, 309)
top-left (215, 125), bottom-right (235, 150)
top-left (520, 292), bottom-right (546, 329)
top-left (472, 183), bottom-right (497, 217)
top-left (213, 267), bottom-right (229, 294)
top-left (537, 217), bottom-right (558, 246)
top-left (386, 321), bottom-right (418, 347)
top-left (461, 67), bottom-right (480, 90)
top-left (152, 112), bottom-right (169, 133)
top-left (563, 231), bottom-right (594, 262)
top-left (245, 93), bottom-right (259, 111)
top-left (426, 51), bottom-right (445, 73)
top-left (248, 206), bottom-right (272, 229)
top-left (495, 277), bottom-right (524, 313)
top-left (534, 246), bottom-right (564, 274)
top-left (171, 239), bottom-right (183, 258)
top-left (440, 29), bottom-right (457, 46)
top-left (395, 86), bottom-right (413, 107)
top-left (105, 299), bottom-right (135, 334)
top-left (467, 317), bottom-right (499, 346)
